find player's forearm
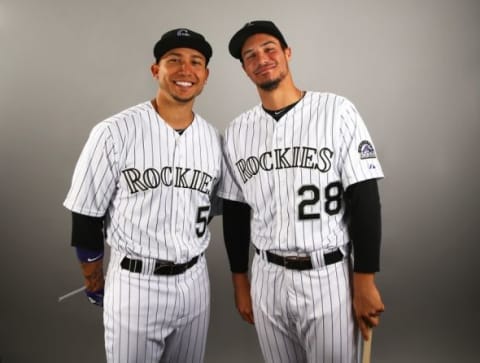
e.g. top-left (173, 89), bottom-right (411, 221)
top-left (71, 212), bottom-right (105, 249)
top-left (70, 212), bottom-right (106, 291)
top-left (346, 180), bottom-right (382, 273)
top-left (232, 272), bottom-right (250, 287)
top-left (222, 199), bottom-right (251, 273)
top-left (231, 272), bottom-right (254, 324)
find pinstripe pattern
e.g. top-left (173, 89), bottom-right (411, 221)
top-left (251, 255), bottom-right (356, 363)
top-left (104, 249), bottom-right (210, 363)
top-left (219, 92), bottom-right (384, 362)
top-left (219, 92), bottom-right (383, 253)
top-left (64, 101), bottom-right (222, 260)
top-left (64, 101), bottom-right (221, 362)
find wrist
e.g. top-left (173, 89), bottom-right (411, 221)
top-left (232, 272), bottom-right (249, 287)
top-left (353, 272), bottom-right (377, 290)
top-left (353, 272), bottom-right (375, 279)
top-left (353, 272), bottom-right (375, 283)
top-left (75, 246), bottom-right (104, 263)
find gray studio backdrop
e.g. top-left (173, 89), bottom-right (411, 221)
top-left (1, 0), bottom-right (479, 362)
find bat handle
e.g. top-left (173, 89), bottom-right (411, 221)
top-left (361, 329), bottom-right (373, 363)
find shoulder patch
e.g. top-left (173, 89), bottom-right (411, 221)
top-left (358, 140), bottom-right (377, 159)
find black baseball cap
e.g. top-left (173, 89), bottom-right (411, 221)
top-left (153, 28), bottom-right (213, 64)
top-left (228, 20), bottom-right (288, 60)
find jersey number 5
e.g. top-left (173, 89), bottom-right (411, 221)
top-left (196, 206), bottom-right (210, 237)
top-left (298, 181), bottom-right (342, 220)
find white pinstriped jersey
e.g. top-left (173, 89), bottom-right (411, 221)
top-left (219, 92), bottom-right (384, 253)
top-left (64, 101), bottom-right (222, 262)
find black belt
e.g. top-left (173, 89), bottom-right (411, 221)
top-left (121, 255), bottom-right (202, 276)
top-left (255, 248), bottom-right (344, 270)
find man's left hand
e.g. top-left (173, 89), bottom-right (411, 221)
top-left (352, 272), bottom-right (385, 340)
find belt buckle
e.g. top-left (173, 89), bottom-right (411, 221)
top-left (154, 260), bottom-right (175, 274)
top-left (285, 255), bottom-right (309, 261)
top-left (284, 255), bottom-right (309, 269)
top-left (283, 256), bottom-right (312, 270)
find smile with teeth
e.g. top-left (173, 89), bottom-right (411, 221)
top-left (175, 81), bottom-right (194, 87)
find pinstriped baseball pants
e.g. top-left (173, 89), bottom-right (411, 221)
top-left (104, 249), bottom-right (210, 363)
top-left (251, 254), bottom-right (359, 363)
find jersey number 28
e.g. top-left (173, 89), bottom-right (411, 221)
top-left (298, 181), bottom-right (342, 220)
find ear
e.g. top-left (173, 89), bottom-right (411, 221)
top-left (204, 67), bottom-right (210, 82)
top-left (150, 63), bottom-right (159, 78)
top-left (284, 47), bottom-right (292, 61)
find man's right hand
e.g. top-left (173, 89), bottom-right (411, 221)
top-left (80, 257), bottom-right (105, 308)
top-left (232, 273), bottom-right (254, 324)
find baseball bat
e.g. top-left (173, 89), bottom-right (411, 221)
top-left (361, 329), bottom-right (372, 363)
top-left (58, 286), bottom-right (86, 302)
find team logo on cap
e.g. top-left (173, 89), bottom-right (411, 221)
top-left (177, 29), bottom-right (191, 37)
top-left (358, 140), bottom-right (377, 159)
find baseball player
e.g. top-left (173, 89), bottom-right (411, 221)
top-left (219, 20), bottom-right (385, 363)
top-left (64, 28), bottom-right (222, 363)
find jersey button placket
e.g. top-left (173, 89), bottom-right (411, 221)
top-left (272, 123), bottom-right (286, 250)
top-left (171, 136), bottom-right (183, 261)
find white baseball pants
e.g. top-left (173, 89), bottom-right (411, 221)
top-left (251, 254), bottom-right (359, 363)
top-left (104, 249), bottom-right (210, 363)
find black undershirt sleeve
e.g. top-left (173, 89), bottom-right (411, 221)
top-left (222, 199), bottom-right (251, 273)
top-left (344, 179), bottom-right (382, 273)
top-left (71, 212), bottom-right (105, 251)
top-left (217, 180), bottom-right (381, 274)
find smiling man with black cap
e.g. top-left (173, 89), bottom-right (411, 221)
top-left (219, 20), bottom-right (386, 363)
top-left (64, 27), bottom-right (222, 363)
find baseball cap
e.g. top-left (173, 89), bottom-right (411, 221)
top-left (228, 20), bottom-right (288, 60)
top-left (153, 28), bottom-right (213, 64)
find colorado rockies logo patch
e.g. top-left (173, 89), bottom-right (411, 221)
top-left (358, 140), bottom-right (376, 159)
top-left (177, 29), bottom-right (191, 37)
